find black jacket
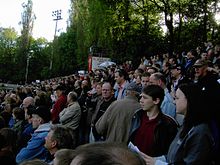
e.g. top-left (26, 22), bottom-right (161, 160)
top-left (129, 111), bottom-right (178, 157)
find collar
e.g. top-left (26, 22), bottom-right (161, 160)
top-left (119, 80), bottom-right (127, 89)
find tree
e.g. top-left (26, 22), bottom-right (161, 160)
top-left (0, 27), bottom-right (18, 82)
top-left (15, 0), bottom-right (36, 83)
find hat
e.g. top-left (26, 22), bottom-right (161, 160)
top-left (126, 82), bottom-right (142, 94)
top-left (54, 85), bottom-right (66, 91)
top-left (32, 106), bottom-right (51, 123)
top-left (170, 64), bottom-right (183, 70)
top-left (170, 64), bottom-right (185, 73)
top-left (193, 59), bottom-right (209, 67)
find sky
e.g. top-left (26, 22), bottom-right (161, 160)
top-left (0, 0), bottom-right (71, 41)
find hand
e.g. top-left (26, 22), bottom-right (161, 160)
top-left (139, 151), bottom-right (155, 165)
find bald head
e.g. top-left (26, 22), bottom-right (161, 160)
top-left (22, 97), bottom-right (34, 108)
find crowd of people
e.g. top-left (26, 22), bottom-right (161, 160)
top-left (0, 42), bottom-right (220, 165)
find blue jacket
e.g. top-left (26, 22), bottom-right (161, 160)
top-left (161, 88), bottom-right (176, 119)
top-left (114, 81), bottom-right (130, 100)
top-left (16, 123), bottom-right (50, 164)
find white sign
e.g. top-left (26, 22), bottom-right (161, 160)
top-left (92, 56), bottom-right (111, 70)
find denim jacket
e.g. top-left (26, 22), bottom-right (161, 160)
top-left (16, 123), bottom-right (50, 164)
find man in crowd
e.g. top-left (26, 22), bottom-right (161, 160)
top-left (194, 58), bottom-right (220, 164)
top-left (16, 106), bottom-right (51, 164)
top-left (129, 85), bottom-right (178, 157)
top-left (44, 125), bottom-right (76, 164)
top-left (51, 85), bottom-right (67, 124)
top-left (95, 82), bottom-right (141, 143)
top-left (114, 69), bottom-right (130, 100)
top-left (149, 72), bottom-right (176, 118)
top-left (91, 82), bottom-right (115, 141)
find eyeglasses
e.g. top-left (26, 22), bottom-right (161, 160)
top-left (102, 89), bottom-right (111, 91)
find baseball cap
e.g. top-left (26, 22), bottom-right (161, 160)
top-left (170, 64), bottom-right (185, 73)
top-left (126, 82), bottom-right (142, 94)
top-left (193, 59), bottom-right (209, 67)
top-left (54, 85), bottom-right (66, 91)
top-left (32, 106), bottom-right (51, 123)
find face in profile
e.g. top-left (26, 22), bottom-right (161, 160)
top-left (139, 93), bottom-right (155, 111)
top-left (175, 88), bottom-right (187, 115)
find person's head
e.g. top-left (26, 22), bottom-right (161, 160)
top-left (101, 82), bottom-right (113, 100)
top-left (114, 69), bottom-right (128, 85)
top-left (134, 68), bottom-right (144, 79)
top-left (175, 83), bottom-right (209, 138)
top-left (67, 91), bottom-right (78, 104)
top-left (4, 103), bottom-right (12, 113)
top-left (34, 91), bottom-right (48, 107)
top-left (186, 50), bottom-right (196, 60)
top-left (19, 159), bottom-right (48, 165)
top-left (147, 66), bottom-right (158, 75)
top-left (0, 128), bottom-right (17, 151)
top-left (149, 72), bottom-right (166, 89)
top-left (54, 85), bottom-right (66, 98)
top-left (22, 97), bottom-right (34, 109)
top-left (170, 64), bottom-right (184, 79)
top-left (135, 75), bottom-right (142, 85)
top-left (95, 82), bottom-right (103, 95)
top-left (32, 106), bottom-right (51, 128)
top-left (200, 52), bottom-right (208, 60)
top-left (12, 107), bottom-right (25, 121)
top-left (44, 125), bottom-right (76, 154)
top-left (175, 83), bottom-right (206, 118)
top-left (74, 80), bottom-right (81, 89)
top-left (139, 85), bottom-right (164, 112)
top-left (70, 142), bottom-right (145, 165)
top-left (54, 149), bottom-right (75, 165)
top-left (193, 58), bottom-right (209, 79)
top-left (126, 82), bottom-right (141, 98)
top-left (0, 134), bottom-right (6, 149)
top-left (168, 57), bottom-right (178, 65)
top-left (141, 72), bottom-right (151, 88)
top-left (0, 116), bottom-right (5, 129)
top-left (81, 80), bottom-right (89, 89)
top-left (162, 61), bottom-right (171, 73)
top-left (207, 48), bottom-right (215, 60)
top-left (214, 44), bottom-right (220, 55)
top-left (25, 105), bottom-right (35, 121)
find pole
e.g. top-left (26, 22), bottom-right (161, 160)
top-left (25, 56), bottom-right (30, 84)
top-left (50, 10), bottom-right (62, 71)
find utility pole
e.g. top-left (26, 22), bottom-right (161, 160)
top-left (25, 50), bottom-right (33, 84)
top-left (50, 10), bottom-right (62, 70)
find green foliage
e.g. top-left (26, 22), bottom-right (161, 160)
top-left (1, 0), bottom-right (220, 83)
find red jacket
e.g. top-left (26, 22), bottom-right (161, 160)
top-left (51, 94), bottom-right (67, 123)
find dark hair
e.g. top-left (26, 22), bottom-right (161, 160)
top-left (71, 142), bottom-right (145, 165)
top-left (12, 107), bottom-right (25, 120)
top-left (19, 159), bottom-right (48, 165)
top-left (164, 61), bottom-right (171, 68)
top-left (54, 149), bottom-right (75, 165)
top-left (0, 116), bottom-right (5, 129)
top-left (142, 72), bottom-right (151, 78)
top-left (0, 128), bottom-right (17, 151)
top-left (178, 83), bottom-right (209, 139)
top-left (26, 105), bottom-right (35, 117)
top-left (0, 134), bottom-right (6, 149)
top-left (50, 125), bottom-right (76, 150)
top-left (142, 84), bottom-right (164, 108)
top-left (115, 69), bottom-right (129, 81)
top-left (35, 92), bottom-right (48, 107)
